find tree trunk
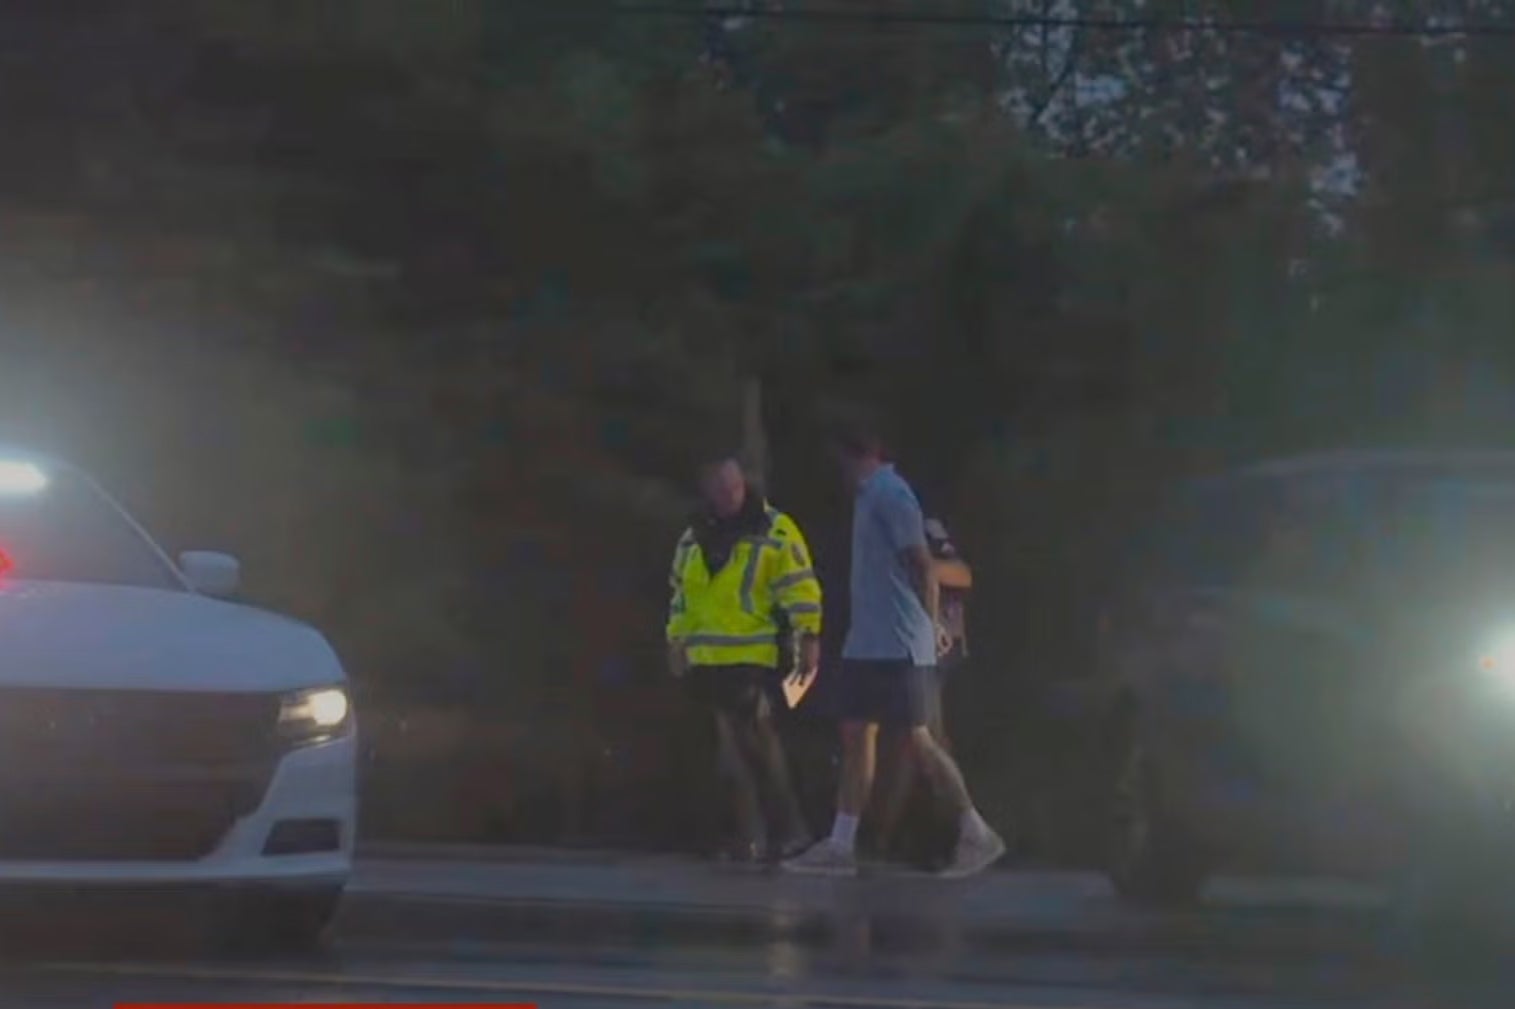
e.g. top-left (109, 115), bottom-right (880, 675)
top-left (741, 377), bottom-right (770, 494)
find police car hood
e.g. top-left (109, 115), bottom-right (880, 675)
top-left (0, 580), bottom-right (344, 692)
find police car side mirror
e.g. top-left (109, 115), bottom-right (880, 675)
top-left (180, 550), bottom-right (242, 598)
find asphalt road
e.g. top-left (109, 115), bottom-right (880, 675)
top-left (0, 858), bottom-right (1506, 1008)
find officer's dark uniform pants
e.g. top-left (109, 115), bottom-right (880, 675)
top-left (686, 664), bottom-right (808, 852)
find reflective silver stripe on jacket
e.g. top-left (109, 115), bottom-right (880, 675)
top-left (772, 568), bottom-right (817, 591)
top-left (683, 632), bottom-right (781, 648)
top-left (737, 535), bottom-right (785, 614)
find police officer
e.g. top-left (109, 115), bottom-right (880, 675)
top-left (667, 453), bottom-right (822, 862)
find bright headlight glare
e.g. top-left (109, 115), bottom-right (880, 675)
top-left (279, 686), bottom-right (351, 738)
top-left (1478, 632), bottom-right (1515, 686)
top-left (0, 461), bottom-right (47, 496)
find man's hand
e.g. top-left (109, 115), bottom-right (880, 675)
top-left (936, 623), bottom-right (954, 660)
top-left (668, 640), bottom-right (688, 679)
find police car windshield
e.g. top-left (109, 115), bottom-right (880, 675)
top-left (0, 464), bottom-right (182, 591)
top-left (1154, 465), bottom-right (1515, 594)
top-left (1373, 478), bottom-right (1515, 586)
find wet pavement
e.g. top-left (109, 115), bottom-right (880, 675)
top-left (0, 851), bottom-right (1507, 1007)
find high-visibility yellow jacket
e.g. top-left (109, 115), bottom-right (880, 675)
top-left (667, 505), bottom-right (823, 669)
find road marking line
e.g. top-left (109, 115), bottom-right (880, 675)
top-left (42, 961), bottom-right (1052, 1009)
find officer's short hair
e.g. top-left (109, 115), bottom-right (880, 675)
top-left (697, 454), bottom-right (743, 477)
top-left (694, 447), bottom-right (745, 481)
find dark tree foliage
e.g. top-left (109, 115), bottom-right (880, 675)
top-left (0, 1), bottom-right (1512, 846)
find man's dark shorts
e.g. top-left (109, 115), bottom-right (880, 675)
top-left (686, 664), bottom-right (777, 721)
top-left (836, 659), bottom-right (934, 729)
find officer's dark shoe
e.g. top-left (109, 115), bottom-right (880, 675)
top-left (718, 839), bottom-right (764, 865)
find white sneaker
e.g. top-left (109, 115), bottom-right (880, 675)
top-left (782, 839), bottom-right (859, 877)
top-left (940, 827), bottom-right (1006, 880)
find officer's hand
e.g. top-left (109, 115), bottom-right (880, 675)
top-left (789, 636), bottom-right (821, 685)
top-left (668, 642), bottom-right (688, 679)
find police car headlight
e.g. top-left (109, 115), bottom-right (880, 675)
top-left (1477, 630), bottom-right (1515, 689)
top-left (278, 686), bottom-right (352, 745)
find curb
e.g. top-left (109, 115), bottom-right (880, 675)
top-left (356, 842), bottom-right (1053, 872)
top-left (357, 842), bottom-right (672, 865)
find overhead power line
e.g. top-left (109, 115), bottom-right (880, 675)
top-left (616, 3), bottom-right (1515, 38)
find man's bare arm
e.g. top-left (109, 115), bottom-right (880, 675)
top-left (903, 543), bottom-right (940, 629)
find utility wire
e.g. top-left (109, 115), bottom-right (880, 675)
top-left (616, 3), bottom-right (1515, 38)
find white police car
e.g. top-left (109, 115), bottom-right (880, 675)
top-left (0, 449), bottom-right (355, 948)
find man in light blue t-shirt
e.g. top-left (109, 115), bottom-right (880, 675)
top-left (784, 420), bottom-right (1004, 878)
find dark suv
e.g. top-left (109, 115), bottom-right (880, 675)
top-left (1092, 450), bottom-right (1515, 924)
